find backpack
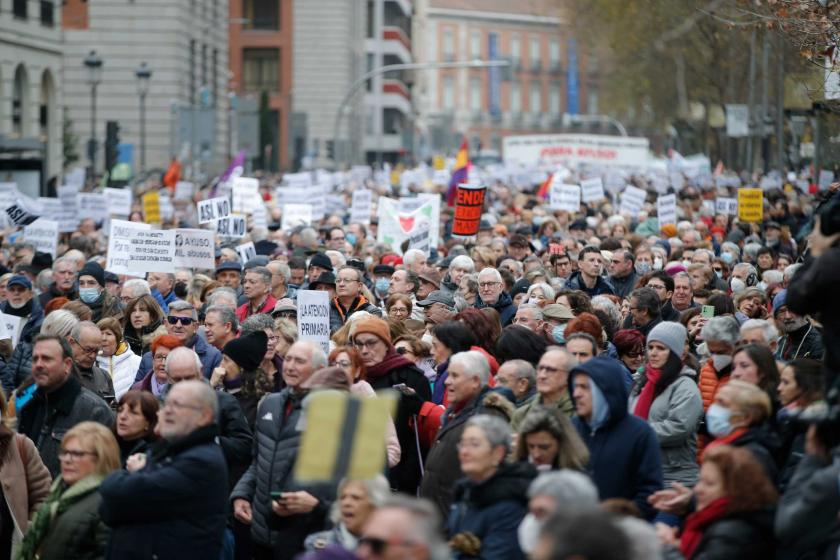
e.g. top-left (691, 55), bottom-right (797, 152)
top-left (411, 401), bottom-right (445, 452)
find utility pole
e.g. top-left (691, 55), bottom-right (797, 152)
top-left (745, 29), bottom-right (757, 173)
top-left (761, 32), bottom-right (771, 173)
top-left (776, 36), bottom-right (785, 172)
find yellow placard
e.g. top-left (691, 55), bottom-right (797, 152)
top-left (142, 191), bottom-right (161, 223)
top-left (433, 155), bottom-right (445, 170)
top-left (737, 188), bottom-right (763, 223)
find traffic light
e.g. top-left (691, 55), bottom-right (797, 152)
top-left (105, 120), bottom-right (120, 175)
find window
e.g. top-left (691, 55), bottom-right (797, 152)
top-left (243, 0), bottom-right (279, 30)
top-left (530, 36), bottom-right (541, 70)
top-left (443, 29), bottom-right (454, 61)
top-left (242, 48), bottom-right (280, 92)
top-left (530, 83), bottom-right (541, 114)
top-left (549, 84), bottom-right (560, 115)
top-left (470, 77), bottom-right (482, 111)
top-left (471, 31), bottom-right (481, 59)
top-left (443, 76), bottom-right (455, 110)
top-left (201, 45), bottom-right (208, 91)
top-left (366, 0), bottom-right (374, 38)
top-left (510, 34), bottom-right (521, 65)
top-left (510, 82), bottom-right (521, 112)
top-left (383, 109), bottom-right (404, 134)
top-left (549, 39), bottom-right (560, 69)
top-left (587, 89), bottom-right (599, 114)
top-left (40, 1), bottom-right (54, 26)
top-left (365, 53), bottom-right (374, 92)
top-left (13, 0), bottom-right (27, 18)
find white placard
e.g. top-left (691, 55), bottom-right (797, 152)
top-left (282, 172), bottom-right (313, 189)
top-left (819, 169), bottom-right (835, 191)
top-left (106, 219), bottom-right (151, 276)
top-left (252, 203), bottom-right (268, 230)
top-left (725, 104), bottom-right (749, 137)
top-left (173, 229), bottom-right (215, 270)
top-left (159, 191), bottom-right (174, 221)
top-left (64, 168), bottom-right (86, 188)
top-left (275, 187), bottom-right (308, 205)
top-left (126, 229), bottom-right (177, 273)
top-left (77, 192), bottom-right (108, 222)
top-left (1, 314), bottom-right (22, 348)
top-left (350, 190), bottom-right (373, 224)
top-left (232, 176), bottom-right (260, 214)
top-left (174, 181), bottom-right (195, 201)
top-left (580, 178), bottom-right (606, 203)
top-left (56, 186), bottom-right (80, 232)
top-left (715, 197), bottom-right (738, 216)
top-left (216, 215), bottom-right (247, 238)
top-left (550, 183), bottom-right (581, 213)
top-left (104, 187), bottom-right (132, 216)
top-left (325, 195), bottom-right (345, 215)
top-left (197, 196), bottom-right (232, 224)
top-left (5, 198), bottom-right (40, 226)
top-left (236, 241), bottom-right (257, 263)
top-left (296, 290), bottom-right (331, 352)
top-left (657, 194), bottom-right (677, 227)
top-left (282, 203), bottom-right (313, 231)
top-left (620, 185), bottom-right (647, 215)
top-left (23, 219), bottom-right (59, 257)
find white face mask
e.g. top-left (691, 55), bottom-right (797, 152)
top-left (517, 513), bottom-right (543, 556)
top-left (527, 298), bottom-right (539, 306)
top-left (653, 257), bottom-right (663, 271)
top-left (712, 353), bottom-right (732, 371)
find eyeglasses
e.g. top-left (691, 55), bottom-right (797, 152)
top-left (153, 353), bottom-right (169, 362)
top-left (478, 281), bottom-right (500, 289)
top-left (167, 316), bottom-right (196, 326)
top-left (72, 338), bottom-right (100, 355)
top-left (389, 307), bottom-right (409, 315)
top-left (336, 278), bottom-right (359, 284)
top-left (331, 360), bottom-right (352, 368)
top-left (353, 339), bottom-right (381, 351)
top-left (647, 284), bottom-right (666, 291)
top-left (59, 449), bottom-right (96, 461)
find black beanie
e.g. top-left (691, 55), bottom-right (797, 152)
top-left (223, 331), bottom-right (267, 372)
top-left (79, 261), bottom-right (106, 287)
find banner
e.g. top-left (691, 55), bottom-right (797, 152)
top-left (173, 229), bottom-right (215, 270)
top-left (104, 187), bottom-right (132, 216)
top-left (232, 176), bottom-right (260, 214)
top-left (550, 183), bottom-right (581, 213)
top-left (77, 192), bottom-right (108, 223)
top-left (282, 204), bottom-right (313, 231)
top-left (350, 190), bottom-right (373, 225)
top-left (620, 185), bottom-right (647, 215)
top-left (738, 189), bottom-right (763, 222)
top-left (715, 197), bottom-right (738, 216)
top-left (106, 220), bottom-right (151, 276)
top-left (216, 215), bottom-right (247, 238)
top-left (377, 198), bottom-right (435, 253)
top-left (580, 177), bottom-right (606, 203)
top-left (296, 290), bottom-right (331, 354)
top-left (197, 196), bottom-right (232, 224)
top-left (399, 195), bottom-right (440, 249)
top-left (23, 219), bottom-right (59, 257)
top-left (142, 191), bottom-right (161, 223)
top-left (657, 194), bottom-right (677, 227)
top-left (126, 229), bottom-right (176, 273)
top-left (503, 134), bottom-right (650, 168)
top-left (451, 184), bottom-right (487, 237)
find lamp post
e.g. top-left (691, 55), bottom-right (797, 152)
top-left (135, 62), bottom-right (152, 175)
top-left (83, 50), bottom-right (103, 177)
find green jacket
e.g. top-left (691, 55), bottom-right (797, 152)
top-left (511, 392), bottom-right (574, 430)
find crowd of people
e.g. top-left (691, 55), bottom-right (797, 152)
top-left (0, 166), bottom-right (837, 560)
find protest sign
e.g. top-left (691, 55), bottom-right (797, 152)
top-left (216, 215), bottom-right (247, 238)
top-left (173, 229), bottom-right (215, 270)
top-left (232, 177), bottom-right (260, 214)
top-left (407, 221), bottom-right (432, 253)
top-left (5, 198), bottom-right (40, 226)
top-left (620, 185), bottom-right (647, 215)
top-left (282, 172), bottom-right (313, 189)
top-left (282, 204), bottom-right (313, 231)
top-left (550, 183), bottom-right (581, 213)
top-left (657, 194), bottom-right (677, 227)
top-left (325, 195), bottom-right (345, 215)
top-left (77, 192), bottom-right (108, 223)
top-left (580, 177), bottom-right (606, 203)
top-left (104, 187), bottom-right (132, 216)
top-left (64, 168), bottom-right (86, 188)
top-left (142, 191), bottom-right (161, 223)
top-left (738, 189), bottom-right (763, 222)
top-left (819, 169), bottom-right (835, 191)
top-left (1, 314), bottom-right (22, 349)
top-left (56, 186), bottom-right (80, 232)
top-left (503, 133), bottom-right (650, 168)
top-left (174, 181), bottom-right (195, 201)
top-left (106, 220), bottom-right (151, 276)
top-left (23, 219), bottom-right (59, 257)
top-left (399, 194), bottom-right (441, 248)
top-left (252, 203), bottom-right (268, 230)
top-left (452, 184), bottom-right (487, 236)
top-left (126, 229), bottom-right (176, 273)
top-left (296, 290), bottom-right (331, 354)
top-left (159, 191), bottom-right (174, 221)
top-left (715, 197), bottom-right (738, 216)
top-left (236, 241), bottom-right (257, 263)
top-left (350, 190), bottom-right (373, 224)
top-left (197, 196), bottom-right (231, 224)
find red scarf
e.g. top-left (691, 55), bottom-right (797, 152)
top-left (703, 427), bottom-right (748, 457)
top-left (680, 497), bottom-right (730, 558)
top-left (633, 367), bottom-right (662, 420)
top-left (365, 347), bottom-right (415, 381)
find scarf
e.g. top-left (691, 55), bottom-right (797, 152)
top-left (18, 474), bottom-right (104, 560)
top-left (365, 348), bottom-right (415, 381)
top-left (679, 496), bottom-right (730, 559)
top-left (633, 367), bottom-right (662, 420)
top-left (703, 427), bottom-right (748, 457)
top-left (3, 298), bottom-right (33, 318)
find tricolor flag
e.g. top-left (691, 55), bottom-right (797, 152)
top-left (537, 173), bottom-right (553, 200)
top-left (446, 140), bottom-right (469, 207)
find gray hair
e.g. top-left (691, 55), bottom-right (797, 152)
top-left (123, 278), bottom-right (151, 298)
top-left (175, 379), bottom-right (219, 417)
top-left (527, 282), bottom-right (556, 302)
top-left (324, 250), bottom-right (346, 268)
top-left (70, 320), bottom-right (100, 342)
top-left (241, 313), bottom-right (274, 336)
top-left (452, 294), bottom-right (469, 313)
top-left (450, 350), bottom-right (490, 386)
top-left (292, 340), bottom-right (328, 370)
top-left (527, 470), bottom-right (600, 509)
top-left (630, 287), bottom-right (661, 316)
top-left (52, 255), bottom-right (78, 272)
top-left (743, 243), bottom-right (762, 261)
top-left (165, 346), bottom-right (202, 376)
top-left (205, 305), bottom-right (238, 332)
top-left (615, 517), bottom-right (664, 560)
top-left (732, 263), bottom-right (757, 279)
top-left (168, 299), bottom-right (198, 320)
top-left (299, 227), bottom-right (318, 246)
top-left (245, 266), bottom-right (272, 286)
top-left (267, 261), bottom-right (291, 283)
top-left (740, 319), bottom-right (779, 344)
top-left (721, 242), bottom-right (741, 258)
top-left (762, 269), bottom-right (783, 285)
top-left (591, 295), bottom-right (621, 332)
top-left (700, 315), bottom-right (741, 345)
top-left (207, 287), bottom-right (238, 308)
top-left (329, 475), bottom-right (390, 524)
top-left (477, 267), bottom-right (502, 283)
top-left (516, 302), bottom-right (544, 321)
top-left (41, 309), bottom-right (79, 338)
top-left (502, 359), bottom-right (536, 390)
top-left (377, 495), bottom-right (449, 560)
top-left (450, 255), bottom-right (475, 272)
top-left (403, 248), bottom-right (426, 267)
top-left (35, 269), bottom-right (53, 292)
top-left (465, 414), bottom-right (513, 454)
top-left (783, 263), bottom-right (802, 284)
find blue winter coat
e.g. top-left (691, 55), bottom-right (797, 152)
top-left (99, 424), bottom-right (228, 560)
top-left (446, 462), bottom-right (536, 560)
top-left (475, 291), bottom-right (516, 326)
top-left (569, 356), bottom-right (663, 519)
top-left (134, 334), bottom-right (222, 382)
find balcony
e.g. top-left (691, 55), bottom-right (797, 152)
top-left (549, 62), bottom-right (563, 75)
top-left (380, 26), bottom-right (412, 63)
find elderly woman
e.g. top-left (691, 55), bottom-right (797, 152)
top-left (525, 282), bottom-right (555, 308)
top-left (18, 422), bottom-right (120, 560)
top-left (96, 317), bottom-right (141, 400)
top-left (304, 475), bottom-right (390, 552)
top-left (448, 415), bottom-right (537, 560)
top-left (734, 288), bottom-right (768, 322)
top-left (122, 294), bottom-right (167, 357)
top-left (131, 334), bottom-right (182, 397)
top-left (385, 294), bottom-right (412, 323)
top-left (514, 408), bottom-right (589, 472)
top-left (113, 390), bottom-right (159, 466)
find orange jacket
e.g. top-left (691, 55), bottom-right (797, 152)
top-left (698, 359), bottom-right (730, 410)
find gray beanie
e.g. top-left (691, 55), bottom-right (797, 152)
top-left (646, 321), bottom-right (687, 357)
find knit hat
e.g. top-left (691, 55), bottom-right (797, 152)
top-left (222, 331), bottom-right (267, 372)
top-left (646, 321), bottom-right (687, 357)
top-left (772, 289), bottom-right (788, 316)
top-left (351, 317), bottom-right (392, 346)
top-left (79, 261), bottom-right (105, 287)
top-left (309, 252), bottom-right (332, 271)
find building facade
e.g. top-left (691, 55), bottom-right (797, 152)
top-left (62, 0), bottom-right (230, 181)
top-left (0, 0), bottom-right (63, 196)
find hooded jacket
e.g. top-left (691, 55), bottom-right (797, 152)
top-left (475, 291), bottom-right (516, 326)
top-left (565, 271), bottom-right (616, 298)
top-left (569, 356), bottom-right (663, 519)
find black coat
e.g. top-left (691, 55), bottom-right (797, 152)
top-left (99, 424), bottom-right (229, 560)
top-left (730, 425), bottom-right (781, 485)
top-left (689, 509), bottom-right (775, 560)
top-left (217, 390), bottom-right (253, 489)
top-left (0, 341), bottom-right (31, 396)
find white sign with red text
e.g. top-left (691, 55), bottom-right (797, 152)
top-left (503, 134), bottom-right (650, 168)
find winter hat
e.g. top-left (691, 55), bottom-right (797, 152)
top-left (772, 289), bottom-right (788, 316)
top-left (309, 252), bottom-right (332, 271)
top-left (222, 331), bottom-right (268, 372)
top-left (79, 261), bottom-right (105, 287)
top-left (646, 321), bottom-right (687, 358)
top-left (300, 366), bottom-right (351, 391)
top-left (351, 317), bottom-right (392, 346)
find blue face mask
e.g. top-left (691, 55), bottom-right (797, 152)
top-left (374, 278), bottom-right (390, 294)
top-left (721, 252), bottom-right (735, 265)
top-left (706, 403), bottom-right (733, 437)
top-left (346, 233), bottom-right (357, 246)
top-left (635, 262), bottom-right (651, 275)
top-left (79, 287), bottom-right (101, 304)
top-left (552, 324), bottom-right (567, 344)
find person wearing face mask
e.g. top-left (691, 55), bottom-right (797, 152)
top-left (773, 290), bottom-right (824, 362)
top-left (540, 304), bottom-right (574, 346)
top-left (697, 316), bottom-right (740, 412)
top-left (0, 275), bottom-right (44, 345)
top-left (78, 262), bottom-right (122, 322)
top-left (371, 264), bottom-right (395, 306)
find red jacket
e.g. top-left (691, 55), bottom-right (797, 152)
top-left (235, 295), bottom-right (277, 322)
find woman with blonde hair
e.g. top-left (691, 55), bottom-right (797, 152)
top-left (515, 407), bottom-right (589, 472)
top-left (96, 317), bottom-right (141, 400)
top-left (18, 422), bottom-right (120, 560)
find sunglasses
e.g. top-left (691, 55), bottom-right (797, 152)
top-left (166, 316), bottom-right (195, 326)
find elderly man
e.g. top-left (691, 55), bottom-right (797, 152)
top-left (566, 246), bottom-right (615, 297)
top-left (416, 266), bottom-right (440, 302)
top-left (403, 249), bottom-right (428, 274)
top-left (134, 300), bottom-right (222, 382)
top-left (671, 272), bottom-right (696, 313)
top-left (495, 359), bottom-right (537, 407)
top-left (69, 321), bottom-right (114, 401)
top-left (357, 495), bottom-right (447, 560)
top-left (608, 250), bottom-right (637, 299)
top-left (474, 267), bottom-right (516, 326)
top-left (38, 256), bottom-right (78, 308)
top-left (329, 265), bottom-right (381, 333)
top-left (1, 275), bottom-right (44, 345)
top-left (740, 318), bottom-right (780, 353)
top-left (626, 287), bottom-right (662, 337)
top-left (99, 380), bottom-right (229, 559)
top-left (306, 253), bottom-right (333, 286)
top-left (513, 303), bottom-right (544, 333)
top-left (120, 278), bottom-right (151, 305)
top-left (18, 334), bottom-right (113, 476)
top-left (231, 341), bottom-right (334, 559)
top-left (773, 289), bottom-right (824, 362)
top-left (216, 261), bottom-right (243, 293)
top-left (419, 350), bottom-right (503, 517)
top-left (698, 315), bottom-right (740, 410)
top-left (417, 290), bottom-right (457, 340)
top-left (236, 266), bottom-right (277, 322)
top-left (208, 287), bottom-right (239, 309)
top-left (204, 305), bottom-right (239, 351)
top-left (540, 304), bottom-right (575, 345)
top-left (512, 348), bottom-right (577, 429)
top-left (266, 261), bottom-right (293, 301)
top-left (148, 271), bottom-right (178, 313)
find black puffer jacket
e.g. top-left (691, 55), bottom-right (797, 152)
top-left (729, 425), bottom-right (781, 485)
top-left (683, 509), bottom-right (775, 560)
top-left (0, 341), bottom-right (32, 396)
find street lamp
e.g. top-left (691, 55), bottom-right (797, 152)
top-left (135, 62), bottom-right (152, 174)
top-left (83, 50), bottom-right (103, 177)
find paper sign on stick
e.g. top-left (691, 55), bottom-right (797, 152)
top-left (104, 187), bottom-right (132, 216)
top-left (173, 229), bottom-right (215, 270)
top-left (297, 290), bottom-right (331, 353)
top-left (550, 184), bottom-right (581, 213)
top-left (657, 194), bottom-right (677, 227)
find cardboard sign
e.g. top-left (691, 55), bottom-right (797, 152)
top-left (236, 241), bottom-right (257, 264)
top-left (580, 177), bottom-right (606, 203)
top-left (350, 190), bottom-right (373, 225)
top-left (738, 189), bottom-right (763, 222)
top-left (197, 196), bottom-right (232, 224)
top-left (620, 185), bottom-right (647, 215)
top-left (282, 204), bottom-right (313, 231)
top-left (657, 194), bottom-right (677, 227)
top-left (297, 289), bottom-right (331, 352)
top-left (23, 219), bottom-right (59, 258)
top-left (106, 220), bottom-right (151, 276)
top-left (56, 186), bottom-right (80, 232)
top-left (252, 203), bottom-right (268, 230)
top-left (550, 184), bottom-right (581, 213)
top-left (126, 229), bottom-right (176, 273)
top-left (77, 192), bottom-right (108, 223)
top-left (173, 229), bottom-right (215, 270)
top-left (715, 197), bottom-right (738, 216)
top-left (142, 191), bottom-right (161, 223)
top-left (174, 181), bottom-right (195, 201)
top-left (216, 214), bottom-right (247, 238)
top-left (452, 184), bottom-right (487, 236)
top-left (104, 187), bottom-right (132, 216)
top-left (232, 176), bottom-right (260, 214)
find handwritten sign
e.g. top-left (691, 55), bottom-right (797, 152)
top-left (550, 183), bottom-right (581, 213)
top-left (236, 242), bottom-right (257, 264)
top-left (350, 190), bottom-right (373, 224)
top-left (296, 290), bottom-right (331, 352)
top-left (580, 177), bottom-right (606, 203)
top-left (197, 196), bottom-right (232, 224)
top-left (282, 204), bottom-right (313, 231)
top-left (738, 189), bottom-right (763, 223)
top-left (173, 229), bottom-right (215, 270)
top-left (77, 192), bottom-right (108, 223)
top-left (657, 194), bottom-right (677, 227)
top-left (106, 220), bottom-right (151, 276)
